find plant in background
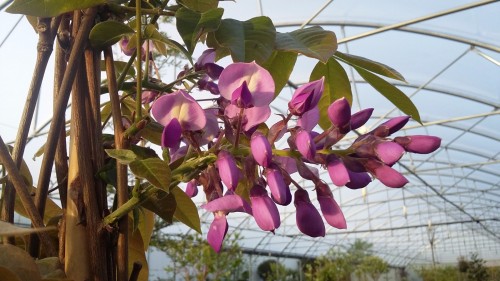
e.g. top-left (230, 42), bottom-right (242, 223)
top-left (0, 0), bottom-right (441, 280)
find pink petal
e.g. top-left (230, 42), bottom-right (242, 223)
top-left (218, 62), bottom-right (275, 107)
top-left (365, 160), bottom-right (408, 188)
top-left (151, 90), bottom-right (206, 131)
top-left (264, 166), bottom-right (291, 206)
top-left (376, 141), bottom-right (405, 166)
top-left (250, 185), bottom-right (281, 232)
top-left (207, 213), bottom-right (228, 253)
top-left (297, 107), bottom-right (319, 131)
top-left (327, 97), bottom-right (351, 134)
top-left (185, 179), bottom-right (198, 197)
top-left (242, 106), bottom-right (271, 132)
top-left (394, 135), bottom-right (441, 154)
top-left (316, 183), bottom-right (347, 229)
top-left (251, 132), bottom-right (272, 167)
top-left (216, 150), bottom-right (241, 191)
top-left (327, 155), bottom-right (350, 186)
top-left (295, 130), bottom-right (316, 161)
top-left (202, 194), bottom-right (252, 214)
top-left (294, 189), bottom-right (325, 237)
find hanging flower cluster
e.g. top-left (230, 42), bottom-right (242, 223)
top-left (150, 50), bottom-right (441, 252)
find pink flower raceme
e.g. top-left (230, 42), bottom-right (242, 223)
top-left (294, 189), bottom-right (325, 237)
top-left (288, 78), bottom-right (324, 116)
top-left (151, 90), bottom-right (206, 148)
top-left (250, 185), bottom-right (281, 233)
top-left (218, 61), bottom-right (275, 108)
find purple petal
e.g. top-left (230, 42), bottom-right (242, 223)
top-left (297, 107), bottom-right (320, 131)
top-left (216, 150), bottom-right (241, 191)
top-left (218, 62), bottom-right (275, 107)
top-left (231, 81), bottom-right (253, 108)
top-left (202, 194), bottom-right (252, 214)
top-left (372, 116), bottom-right (410, 137)
top-left (185, 179), bottom-right (198, 197)
top-left (242, 106), bottom-right (271, 132)
top-left (394, 135), bottom-right (441, 154)
top-left (288, 78), bottom-right (324, 116)
top-left (295, 130), bottom-right (316, 161)
top-left (327, 97), bottom-right (351, 133)
top-left (365, 160), bottom-right (408, 188)
top-left (294, 189), bottom-right (325, 237)
top-left (198, 77), bottom-right (220, 95)
top-left (161, 118), bottom-right (182, 148)
top-left (151, 90), bottom-right (206, 131)
top-left (251, 132), bottom-right (272, 167)
top-left (345, 171), bottom-right (372, 189)
top-left (264, 167), bottom-right (292, 206)
top-left (205, 63), bottom-right (224, 80)
top-left (195, 49), bottom-right (216, 69)
top-left (250, 185), bottom-right (281, 232)
top-left (197, 108), bottom-right (220, 145)
top-left (350, 108), bottom-right (374, 130)
top-left (207, 212), bottom-right (228, 253)
top-left (316, 183), bottom-right (347, 229)
top-left (327, 155), bottom-right (350, 186)
top-left (375, 141), bottom-right (405, 166)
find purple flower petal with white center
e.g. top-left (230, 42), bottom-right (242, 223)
top-left (394, 135), bottom-right (441, 154)
top-left (161, 118), bottom-right (182, 148)
top-left (295, 130), bottom-right (316, 161)
top-left (185, 179), bottom-right (198, 197)
top-left (294, 189), bottom-right (325, 237)
top-left (251, 132), bottom-right (272, 167)
top-left (345, 171), bottom-right (371, 189)
top-left (288, 78), bottom-right (324, 116)
top-left (316, 183), bottom-right (347, 229)
top-left (375, 141), bottom-right (405, 166)
top-left (151, 90), bottom-right (206, 131)
top-left (297, 107), bottom-right (319, 131)
top-left (350, 108), bottom-right (374, 130)
top-left (264, 166), bottom-right (291, 206)
top-left (327, 97), bottom-right (351, 134)
top-left (327, 155), bottom-right (350, 186)
top-left (202, 194), bottom-right (252, 214)
top-left (231, 81), bottom-right (253, 108)
top-left (372, 116), bottom-right (410, 137)
top-left (219, 62), bottom-right (275, 107)
top-left (250, 185), bottom-right (281, 232)
top-left (216, 150), bottom-right (241, 191)
top-left (207, 212), bottom-right (228, 253)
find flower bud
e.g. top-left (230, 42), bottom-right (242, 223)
top-left (264, 166), bottom-right (291, 206)
top-left (345, 171), bottom-right (372, 189)
top-left (251, 132), bottom-right (272, 167)
top-left (250, 185), bottom-right (281, 232)
top-left (216, 150), bottom-right (241, 191)
top-left (294, 189), bottom-right (325, 237)
top-left (326, 155), bottom-right (350, 187)
top-left (295, 130), bottom-right (316, 161)
top-left (394, 135), bottom-right (441, 154)
top-left (372, 116), bottom-right (410, 137)
top-left (327, 97), bottom-right (351, 134)
top-left (375, 141), bottom-right (405, 166)
top-left (288, 78), bottom-right (324, 116)
top-left (315, 182), bottom-right (347, 229)
top-left (350, 108), bottom-right (374, 130)
top-left (207, 212), bottom-right (228, 253)
top-left (185, 179), bottom-right (198, 197)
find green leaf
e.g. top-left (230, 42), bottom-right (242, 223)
top-left (334, 51), bottom-right (406, 82)
top-left (354, 66), bottom-right (421, 122)
top-left (178, 0), bottom-right (218, 12)
top-left (171, 186), bottom-right (201, 233)
top-left (139, 121), bottom-right (163, 145)
top-left (129, 158), bottom-right (171, 191)
top-left (6, 0), bottom-right (106, 17)
top-left (89, 21), bottom-right (135, 49)
top-left (261, 51), bottom-right (297, 97)
top-left (213, 17), bottom-right (276, 64)
top-left (310, 58), bottom-right (353, 129)
top-left (105, 149), bottom-right (138, 164)
top-left (176, 7), bottom-right (223, 54)
top-left (136, 208), bottom-right (155, 251)
top-left (128, 218), bottom-right (149, 281)
top-left (142, 188), bottom-right (176, 223)
top-left (143, 24), bottom-right (193, 65)
top-left (276, 26), bottom-right (337, 63)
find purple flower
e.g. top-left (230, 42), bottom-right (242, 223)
top-left (161, 118), bottom-right (182, 149)
top-left (315, 182), bottom-right (347, 229)
top-left (216, 150), bottom-right (241, 191)
top-left (371, 116), bottom-right (410, 137)
top-left (218, 62), bottom-right (275, 107)
top-left (151, 90), bottom-right (207, 148)
top-left (294, 189), bottom-right (325, 237)
top-left (326, 155), bottom-right (350, 187)
top-left (251, 132), bottom-right (272, 167)
top-left (264, 165), bottom-right (292, 206)
top-left (394, 135), bottom-right (441, 154)
top-left (375, 141), bottom-right (405, 166)
top-left (198, 77), bottom-right (220, 95)
top-left (207, 212), bottom-right (228, 253)
top-left (295, 130), bottom-right (316, 161)
top-left (224, 104), bottom-right (271, 132)
top-left (250, 185), bottom-right (281, 232)
top-left (327, 97), bottom-right (351, 134)
top-left (185, 179), bottom-right (198, 197)
top-left (363, 159), bottom-right (408, 188)
top-left (202, 193), bottom-right (252, 214)
top-left (350, 108), bottom-right (374, 130)
top-left (345, 170), bottom-right (372, 189)
top-left (288, 78), bottom-right (324, 116)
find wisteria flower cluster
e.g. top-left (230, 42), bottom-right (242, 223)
top-left (149, 49), bottom-right (441, 252)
